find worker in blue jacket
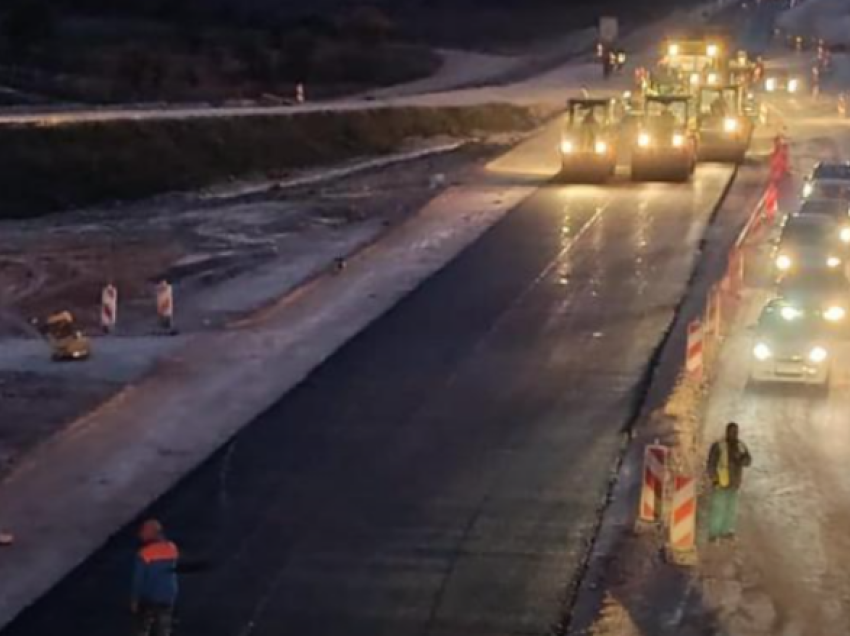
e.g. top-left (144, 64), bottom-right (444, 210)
top-left (131, 519), bottom-right (179, 636)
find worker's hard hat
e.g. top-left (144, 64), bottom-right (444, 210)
top-left (139, 519), bottom-right (163, 542)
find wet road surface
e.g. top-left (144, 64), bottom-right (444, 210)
top-left (3, 166), bottom-right (733, 636)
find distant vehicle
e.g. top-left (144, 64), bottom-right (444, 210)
top-left (750, 299), bottom-right (831, 387)
top-left (761, 68), bottom-right (804, 95)
top-left (774, 214), bottom-right (846, 277)
top-left (779, 269), bottom-right (850, 326)
top-left (559, 98), bottom-right (620, 182)
top-left (630, 95), bottom-right (696, 182)
top-left (802, 162), bottom-right (850, 201)
top-left (662, 34), bottom-right (727, 77)
top-left (794, 198), bottom-right (850, 245)
top-left (695, 85), bottom-right (753, 163)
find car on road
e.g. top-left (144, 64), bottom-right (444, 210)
top-left (779, 269), bottom-right (850, 328)
top-left (801, 162), bottom-right (850, 201)
top-left (750, 299), bottom-right (831, 387)
top-left (794, 198), bottom-right (850, 245)
top-left (630, 95), bottom-right (696, 182)
top-left (559, 98), bottom-right (620, 182)
top-left (774, 214), bottom-right (845, 277)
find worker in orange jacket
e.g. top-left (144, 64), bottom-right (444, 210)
top-left (131, 519), bottom-right (179, 636)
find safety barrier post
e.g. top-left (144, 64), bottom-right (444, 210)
top-left (764, 182), bottom-right (778, 223)
top-left (101, 284), bottom-right (118, 334)
top-left (770, 134), bottom-right (789, 183)
top-left (295, 83), bottom-right (305, 104)
top-left (666, 474), bottom-right (698, 566)
top-left (686, 320), bottom-right (704, 380)
top-left (637, 444), bottom-right (669, 526)
top-left (156, 280), bottom-right (175, 333)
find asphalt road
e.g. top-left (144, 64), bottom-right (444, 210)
top-left (696, 93), bottom-right (850, 633)
top-left (1, 5), bottom-right (784, 636)
top-left (3, 153), bottom-right (732, 636)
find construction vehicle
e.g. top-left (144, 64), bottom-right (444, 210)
top-left (630, 95), bottom-right (696, 182)
top-left (728, 51), bottom-right (761, 119)
top-left (559, 98), bottom-right (620, 182)
top-left (761, 68), bottom-right (804, 95)
top-left (37, 311), bottom-right (91, 361)
top-left (661, 33), bottom-right (729, 79)
top-left (695, 84), bottom-right (753, 163)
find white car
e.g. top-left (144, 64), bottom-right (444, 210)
top-left (750, 299), bottom-right (831, 387)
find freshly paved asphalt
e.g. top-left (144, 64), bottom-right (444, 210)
top-left (1, 4), bottom-right (782, 636)
top-left (4, 162), bottom-right (732, 636)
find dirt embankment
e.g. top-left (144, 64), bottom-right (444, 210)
top-left (0, 103), bottom-right (543, 218)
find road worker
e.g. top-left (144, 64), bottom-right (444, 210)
top-left (131, 519), bottom-right (179, 636)
top-left (707, 422), bottom-right (752, 543)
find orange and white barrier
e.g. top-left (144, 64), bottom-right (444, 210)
top-left (156, 280), bottom-right (174, 331)
top-left (101, 284), bottom-right (118, 333)
top-left (704, 285), bottom-right (722, 337)
top-left (764, 182), bottom-right (779, 222)
top-left (668, 474), bottom-right (698, 563)
top-left (639, 444), bottom-right (669, 523)
top-left (686, 320), bottom-right (704, 379)
top-left (770, 135), bottom-right (789, 183)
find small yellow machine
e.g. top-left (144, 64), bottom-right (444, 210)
top-left (39, 311), bottom-right (91, 361)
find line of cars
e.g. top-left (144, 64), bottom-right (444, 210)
top-left (750, 163), bottom-right (850, 390)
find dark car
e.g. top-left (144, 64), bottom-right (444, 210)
top-left (779, 269), bottom-right (850, 326)
top-left (795, 198), bottom-right (850, 245)
top-left (774, 214), bottom-right (845, 276)
top-left (802, 162), bottom-right (850, 201)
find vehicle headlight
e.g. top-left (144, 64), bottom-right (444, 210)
top-left (724, 117), bottom-right (739, 133)
top-left (708, 72), bottom-right (718, 85)
top-left (707, 43), bottom-right (719, 58)
top-left (809, 346), bottom-right (828, 363)
top-left (561, 140), bottom-right (573, 154)
top-left (672, 133), bottom-right (685, 148)
top-left (840, 227), bottom-right (850, 243)
top-left (668, 43), bottom-right (680, 57)
top-left (638, 132), bottom-right (651, 148)
top-left (781, 305), bottom-right (802, 320)
top-left (776, 254), bottom-right (792, 270)
top-left (788, 79), bottom-right (799, 93)
top-left (595, 140), bottom-right (608, 154)
top-left (618, 52), bottom-right (626, 63)
top-left (803, 182), bottom-right (813, 197)
top-left (753, 342), bottom-right (772, 360)
top-left (827, 256), bottom-right (842, 268)
top-left (824, 306), bottom-right (846, 322)
top-left (766, 78), bottom-right (777, 92)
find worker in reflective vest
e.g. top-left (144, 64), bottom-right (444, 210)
top-left (707, 422), bottom-right (752, 543)
top-left (131, 519), bottom-right (179, 636)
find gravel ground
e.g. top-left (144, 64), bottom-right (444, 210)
top-left (0, 140), bottom-right (510, 478)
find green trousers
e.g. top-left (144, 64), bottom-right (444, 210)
top-left (709, 486), bottom-right (740, 539)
